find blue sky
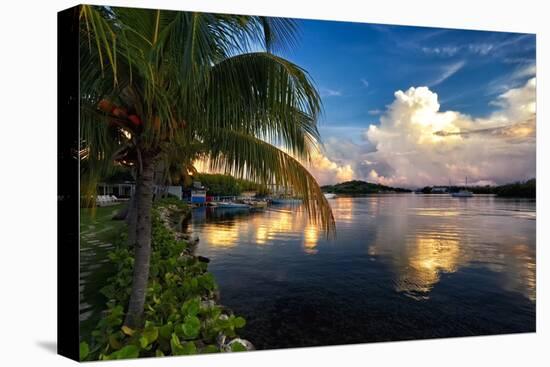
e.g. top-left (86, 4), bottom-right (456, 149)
top-left (282, 20), bottom-right (536, 186)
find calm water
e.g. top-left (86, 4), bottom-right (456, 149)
top-left (188, 195), bottom-right (536, 349)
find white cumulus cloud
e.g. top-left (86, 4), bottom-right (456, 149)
top-left (305, 149), bottom-right (355, 185)
top-left (364, 78), bottom-right (536, 187)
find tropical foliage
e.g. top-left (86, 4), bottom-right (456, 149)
top-left (195, 173), bottom-right (270, 197)
top-left (78, 5), bottom-right (333, 329)
top-left (80, 202), bottom-right (248, 360)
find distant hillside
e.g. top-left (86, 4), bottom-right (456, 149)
top-left (321, 180), bottom-right (411, 195)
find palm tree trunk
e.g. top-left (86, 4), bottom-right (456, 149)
top-left (125, 169), bottom-right (140, 245)
top-left (124, 154), bottom-right (154, 328)
top-left (125, 190), bottom-right (138, 246)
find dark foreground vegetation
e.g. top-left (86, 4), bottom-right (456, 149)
top-left (321, 180), bottom-right (411, 195)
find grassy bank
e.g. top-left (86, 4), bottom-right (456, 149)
top-left (80, 204), bottom-right (127, 341)
top-left (80, 204), bottom-right (126, 244)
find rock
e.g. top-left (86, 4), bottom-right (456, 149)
top-left (222, 338), bottom-right (255, 352)
top-left (198, 256), bottom-right (210, 263)
top-left (216, 333), bottom-right (226, 348)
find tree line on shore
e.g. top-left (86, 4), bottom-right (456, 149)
top-left (418, 178), bottom-right (535, 198)
top-left (194, 174), bottom-right (270, 197)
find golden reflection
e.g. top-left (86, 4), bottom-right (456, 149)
top-left (255, 210), bottom-right (298, 246)
top-left (202, 220), bottom-right (250, 248)
top-left (303, 223), bottom-right (319, 254)
top-left (255, 224), bottom-right (268, 245)
top-left (394, 231), bottom-right (463, 298)
top-left (202, 208), bottom-right (309, 249)
top-left (265, 210), bottom-right (295, 233)
top-left (203, 225), bottom-right (240, 248)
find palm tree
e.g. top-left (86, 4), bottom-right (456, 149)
top-left (79, 5), bottom-right (334, 328)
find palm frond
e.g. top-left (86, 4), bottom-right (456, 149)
top-left (257, 16), bottom-right (299, 54)
top-left (204, 52), bottom-right (322, 161)
top-left (207, 131), bottom-right (335, 234)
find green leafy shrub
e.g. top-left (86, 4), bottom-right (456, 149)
top-left (195, 173), bottom-right (270, 197)
top-left (81, 204), bottom-right (246, 361)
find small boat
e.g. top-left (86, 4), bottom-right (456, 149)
top-left (323, 193), bottom-right (336, 199)
top-left (451, 176), bottom-right (474, 198)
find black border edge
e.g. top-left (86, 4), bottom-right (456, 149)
top-left (58, 4), bottom-right (81, 362)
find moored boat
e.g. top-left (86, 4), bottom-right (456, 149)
top-left (451, 176), bottom-right (474, 198)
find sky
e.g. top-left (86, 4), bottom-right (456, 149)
top-left (284, 20), bottom-right (536, 187)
